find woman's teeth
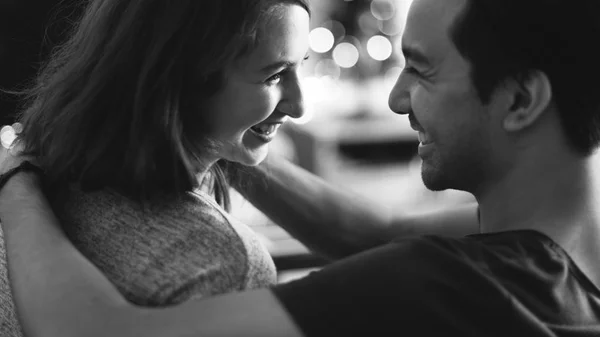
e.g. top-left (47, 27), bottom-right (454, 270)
top-left (251, 123), bottom-right (279, 136)
top-left (418, 131), bottom-right (432, 145)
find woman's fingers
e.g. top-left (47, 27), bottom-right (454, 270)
top-left (0, 124), bottom-right (33, 175)
top-left (11, 123), bottom-right (23, 134)
top-left (1, 123), bottom-right (23, 150)
top-left (0, 125), bottom-right (17, 150)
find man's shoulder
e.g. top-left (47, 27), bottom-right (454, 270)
top-left (334, 234), bottom-right (482, 270)
top-left (328, 235), bottom-right (487, 283)
top-left (276, 235), bottom-right (490, 299)
top-left (275, 232), bottom-right (559, 312)
top-left (273, 233), bottom-right (582, 336)
top-left (273, 235), bottom-right (518, 336)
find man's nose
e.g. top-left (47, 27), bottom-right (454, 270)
top-left (388, 74), bottom-right (411, 115)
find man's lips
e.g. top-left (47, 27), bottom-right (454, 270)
top-left (408, 115), bottom-right (433, 145)
top-left (408, 115), bottom-right (423, 132)
top-left (418, 131), bottom-right (432, 145)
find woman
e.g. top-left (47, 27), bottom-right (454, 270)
top-left (1, 156), bottom-right (300, 337)
top-left (0, 0), bottom-right (310, 335)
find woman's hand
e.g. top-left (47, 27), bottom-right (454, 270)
top-left (0, 123), bottom-right (34, 175)
top-left (0, 123), bottom-right (41, 207)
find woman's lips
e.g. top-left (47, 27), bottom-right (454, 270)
top-left (250, 123), bottom-right (280, 136)
top-left (249, 122), bottom-right (283, 143)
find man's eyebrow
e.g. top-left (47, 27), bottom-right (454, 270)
top-left (402, 45), bottom-right (431, 66)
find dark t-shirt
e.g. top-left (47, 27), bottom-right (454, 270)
top-left (273, 230), bottom-right (600, 337)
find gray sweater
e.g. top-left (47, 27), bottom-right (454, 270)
top-left (0, 186), bottom-right (276, 336)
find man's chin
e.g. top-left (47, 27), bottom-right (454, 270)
top-left (422, 180), bottom-right (451, 192)
top-left (421, 166), bottom-right (452, 192)
top-left (422, 168), bottom-right (478, 194)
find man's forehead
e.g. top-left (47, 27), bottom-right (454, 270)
top-left (407, 0), bottom-right (467, 24)
top-left (402, 0), bottom-right (467, 60)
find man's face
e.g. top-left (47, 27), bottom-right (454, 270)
top-left (389, 0), bottom-right (503, 193)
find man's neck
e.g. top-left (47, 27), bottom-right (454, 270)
top-left (477, 148), bottom-right (600, 286)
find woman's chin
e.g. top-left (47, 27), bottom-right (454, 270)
top-left (234, 147), bottom-right (269, 167)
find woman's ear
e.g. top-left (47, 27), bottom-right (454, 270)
top-left (503, 70), bottom-right (552, 132)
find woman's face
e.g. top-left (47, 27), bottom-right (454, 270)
top-left (204, 4), bottom-right (310, 166)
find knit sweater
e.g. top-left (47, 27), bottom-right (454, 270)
top-left (0, 186), bottom-right (276, 336)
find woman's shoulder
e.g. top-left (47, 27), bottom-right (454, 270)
top-left (54, 186), bottom-right (266, 304)
top-left (58, 185), bottom-right (236, 238)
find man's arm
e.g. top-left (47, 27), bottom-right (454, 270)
top-left (0, 173), bottom-right (304, 337)
top-left (233, 155), bottom-right (479, 259)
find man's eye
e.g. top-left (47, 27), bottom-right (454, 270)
top-left (403, 66), bottom-right (420, 76)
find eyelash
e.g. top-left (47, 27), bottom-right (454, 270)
top-left (266, 72), bottom-right (285, 85)
top-left (404, 66), bottom-right (420, 76)
top-left (265, 56), bottom-right (310, 85)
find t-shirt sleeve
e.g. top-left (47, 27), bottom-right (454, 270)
top-left (272, 236), bottom-right (515, 337)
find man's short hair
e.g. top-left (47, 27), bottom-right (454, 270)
top-left (451, 0), bottom-right (600, 155)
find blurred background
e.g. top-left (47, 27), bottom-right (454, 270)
top-left (0, 0), bottom-right (475, 281)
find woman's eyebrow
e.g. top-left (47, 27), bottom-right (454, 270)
top-left (259, 60), bottom-right (296, 74)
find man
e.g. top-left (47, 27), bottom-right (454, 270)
top-left (1, 0), bottom-right (599, 336)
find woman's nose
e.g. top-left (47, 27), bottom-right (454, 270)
top-left (279, 75), bottom-right (305, 119)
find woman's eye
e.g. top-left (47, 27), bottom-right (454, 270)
top-left (266, 72), bottom-right (283, 85)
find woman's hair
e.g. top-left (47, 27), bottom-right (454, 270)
top-left (16, 0), bottom-right (310, 210)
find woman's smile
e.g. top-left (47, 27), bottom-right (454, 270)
top-left (249, 122), bottom-right (283, 142)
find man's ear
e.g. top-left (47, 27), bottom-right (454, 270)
top-left (502, 70), bottom-right (552, 132)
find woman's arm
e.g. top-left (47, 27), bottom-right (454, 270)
top-left (233, 154), bottom-right (479, 259)
top-left (0, 172), bottom-right (304, 337)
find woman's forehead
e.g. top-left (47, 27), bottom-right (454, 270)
top-left (237, 5), bottom-right (310, 73)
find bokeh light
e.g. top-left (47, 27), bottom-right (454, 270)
top-left (295, 76), bottom-right (348, 125)
top-left (322, 20), bottom-right (346, 43)
top-left (370, 0), bottom-right (396, 21)
top-left (315, 59), bottom-right (341, 80)
top-left (358, 10), bottom-right (379, 35)
top-left (294, 77), bottom-right (319, 124)
top-left (367, 35), bottom-right (393, 61)
top-left (384, 66), bottom-right (403, 90)
top-left (377, 17), bottom-right (404, 36)
top-left (309, 27), bottom-right (335, 53)
top-left (394, 39), bottom-right (405, 61)
top-left (332, 42), bottom-right (360, 68)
